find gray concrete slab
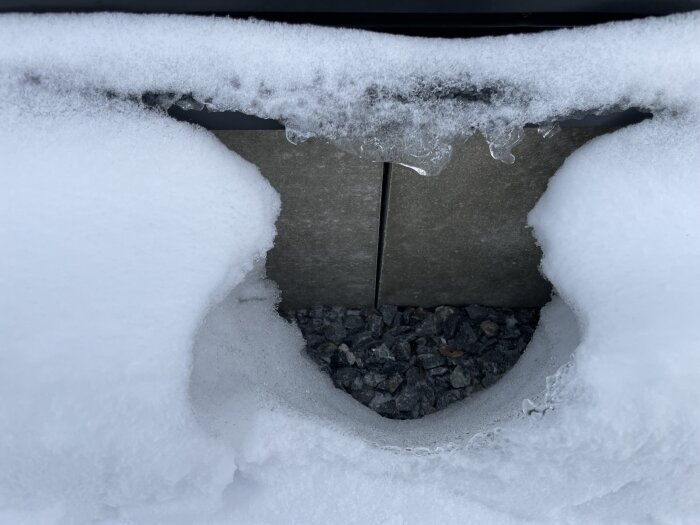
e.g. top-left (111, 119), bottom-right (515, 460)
top-left (378, 128), bottom-right (609, 308)
top-left (214, 131), bottom-right (383, 309)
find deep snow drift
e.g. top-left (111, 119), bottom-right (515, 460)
top-left (1, 11), bottom-right (700, 525)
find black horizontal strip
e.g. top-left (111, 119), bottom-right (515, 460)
top-left (2, 2), bottom-right (699, 37)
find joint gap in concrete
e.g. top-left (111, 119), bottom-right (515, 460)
top-left (374, 162), bottom-right (393, 308)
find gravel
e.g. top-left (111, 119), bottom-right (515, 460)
top-left (282, 304), bottom-right (539, 420)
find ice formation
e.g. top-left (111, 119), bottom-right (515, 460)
top-left (1, 10), bottom-right (699, 524)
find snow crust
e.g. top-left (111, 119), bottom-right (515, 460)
top-left (1, 10), bottom-right (700, 525)
top-left (1, 12), bottom-right (699, 174)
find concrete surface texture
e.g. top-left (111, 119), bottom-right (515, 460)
top-left (215, 128), bottom-right (608, 309)
top-left (378, 128), bottom-right (607, 307)
top-left (215, 131), bottom-right (383, 309)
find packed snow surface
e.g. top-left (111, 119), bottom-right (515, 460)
top-left (1, 11), bottom-right (700, 524)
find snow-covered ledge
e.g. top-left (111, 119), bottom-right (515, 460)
top-left (1, 12), bottom-right (699, 523)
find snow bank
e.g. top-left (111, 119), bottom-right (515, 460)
top-left (0, 12), bottom-right (699, 174)
top-left (1, 10), bottom-right (700, 525)
top-left (0, 91), bottom-right (279, 520)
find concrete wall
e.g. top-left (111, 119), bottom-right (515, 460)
top-left (215, 131), bottom-right (383, 309)
top-left (378, 128), bottom-right (606, 307)
top-left (215, 128), bottom-right (609, 309)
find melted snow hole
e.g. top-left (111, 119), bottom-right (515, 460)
top-left (189, 271), bottom-right (579, 449)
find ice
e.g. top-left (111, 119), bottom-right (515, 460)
top-left (537, 121), bottom-right (560, 139)
top-left (484, 125), bottom-right (524, 164)
top-left (285, 127), bottom-right (314, 145)
top-left (1, 10), bottom-right (700, 525)
top-left (175, 94), bottom-right (206, 111)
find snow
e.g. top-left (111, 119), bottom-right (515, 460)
top-left (0, 91), bottom-right (279, 520)
top-left (1, 10), bottom-right (700, 525)
top-left (0, 12), bottom-right (699, 175)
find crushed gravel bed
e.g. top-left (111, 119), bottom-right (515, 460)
top-left (282, 304), bottom-right (539, 419)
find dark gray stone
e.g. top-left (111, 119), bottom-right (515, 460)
top-left (405, 366), bottom-right (422, 386)
top-left (466, 305), bottom-right (490, 320)
top-left (343, 313), bottom-right (365, 333)
top-left (323, 322), bottom-right (347, 344)
top-left (379, 360), bottom-right (411, 376)
top-left (366, 344), bottom-right (394, 364)
top-left (442, 314), bottom-right (464, 339)
top-left (416, 353), bottom-right (445, 369)
top-left (350, 377), bottom-right (375, 405)
top-left (457, 320), bottom-right (478, 343)
top-left (368, 314), bottom-right (384, 338)
top-left (350, 331), bottom-right (375, 349)
top-left (377, 373), bottom-right (403, 393)
top-left (415, 314), bottom-right (438, 336)
top-left (395, 385), bottom-right (421, 412)
top-left (363, 371), bottom-right (387, 388)
top-left (418, 383), bottom-right (436, 406)
top-left (380, 304), bottom-right (398, 326)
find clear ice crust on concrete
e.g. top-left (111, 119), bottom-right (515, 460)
top-left (1, 11), bottom-right (700, 524)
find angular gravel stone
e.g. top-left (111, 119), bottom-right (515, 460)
top-left (416, 314), bottom-right (437, 336)
top-left (449, 365), bottom-right (470, 389)
top-left (363, 371), bottom-right (387, 387)
top-left (323, 322), bottom-right (347, 344)
top-left (368, 314), bottom-right (384, 337)
top-left (337, 343), bottom-right (356, 366)
top-left (442, 313), bottom-right (463, 339)
top-left (343, 313), bottom-right (365, 333)
top-left (416, 353), bottom-right (445, 369)
top-left (380, 304), bottom-right (398, 326)
top-left (378, 373), bottom-right (403, 393)
top-left (391, 340), bottom-right (412, 361)
top-left (350, 377), bottom-right (375, 405)
top-left (378, 357), bottom-right (409, 372)
top-left (466, 304), bottom-right (490, 320)
top-left (396, 385), bottom-right (421, 412)
top-left (366, 343), bottom-right (394, 364)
